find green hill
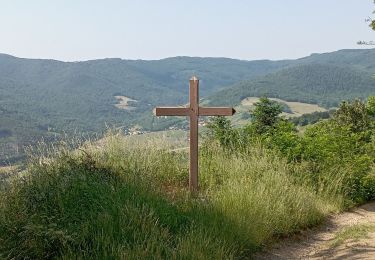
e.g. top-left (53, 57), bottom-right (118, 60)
top-left (1, 48), bottom-right (375, 164)
top-left (209, 63), bottom-right (375, 108)
top-left (0, 54), bottom-right (288, 163)
top-left (0, 54), bottom-right (289, 131)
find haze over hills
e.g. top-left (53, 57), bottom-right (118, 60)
top-left (0, 53), bottom-right (290, 131)
top-left (209, 49), bottom-right (375, 107)
top-left (209, 62), bottom-right (375, 107)
top-left (0, 48), bottom-right (374, 164)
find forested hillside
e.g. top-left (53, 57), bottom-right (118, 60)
top-left (209, 63), bottom-right (375, 107)
top-left (0, 54), bottom-right (288, 163)
top-left (1, 48), bottom-right (375, 164)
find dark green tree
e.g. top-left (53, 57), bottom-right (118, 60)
top-left (251, 97), bottom-right (283, 134)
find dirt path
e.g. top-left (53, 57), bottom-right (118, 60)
top-left (255, 202), bottom-right (375, 259)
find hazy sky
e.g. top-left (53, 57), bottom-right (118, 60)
top-left (0, 0), bottom-right (374, 61)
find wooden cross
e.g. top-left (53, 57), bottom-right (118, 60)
top-left (154, 76), bottom-right (235, 191)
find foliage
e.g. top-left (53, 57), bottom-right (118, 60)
top-left (367, 96), bottom-right (375, 116)
top-left (251, 97), bottom-right (283, 134)
top-left (1, 99), bottom-right (372, 259)
top-left (358, 2), bottom-right (375, 45)
top-left (291, 110), bottom-right (333, 126)
top-left (333, 99), bottom-right (371, 133)
top-left (207, 97), bottom-right (375, 203)
top-left (206, 116), bottom-right (239, 150)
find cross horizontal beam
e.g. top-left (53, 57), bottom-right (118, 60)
top-left (154, 107), bottom-right (189, 116)
top-left (198, 107), bottom-right (236, 116)
top-left (154, 107), bottom-right (236, 116)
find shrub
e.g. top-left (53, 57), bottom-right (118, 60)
top-left (207, 97), bottom-right (375, 204)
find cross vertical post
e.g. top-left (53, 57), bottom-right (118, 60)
top-left (154, 76), bottom-right (235, 192)
top-left (189, 77), bottom-right (199, 191)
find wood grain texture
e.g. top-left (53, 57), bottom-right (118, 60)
top-left (154, 107), bottom-right (189, 116)
top-left (189, 76), bottom-right (199, 192)
top-left (153, 76), bottom-right (235, 192)
top-left (199, 107), bottom-right (236, 116)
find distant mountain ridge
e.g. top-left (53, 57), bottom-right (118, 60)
top-left (0, 49), bottom-right (374, 163)
top-left (209, 62), bottom-right (375, 107)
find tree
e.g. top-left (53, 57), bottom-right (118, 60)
top-left (333, 99), bottom-right (371, 133)
top-left (251, 97), bottom-right (283, 134)
top-left (358, 1), bottom-right (375, 45)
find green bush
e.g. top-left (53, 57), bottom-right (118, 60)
top-left (207, 97), bottom-right (375, 204)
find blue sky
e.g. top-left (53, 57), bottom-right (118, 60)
top-left (0, 0), bottom-right (374, 61)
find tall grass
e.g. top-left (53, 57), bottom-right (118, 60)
top-left (0, 133), bottom-right (346, 259)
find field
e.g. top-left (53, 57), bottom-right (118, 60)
top-left (114, 96), bottom-right (138, 110)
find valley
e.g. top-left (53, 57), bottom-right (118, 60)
top-left (1, 49), bottom-right (375, 164)
top-left (1, 2), bottom-right (374, 259)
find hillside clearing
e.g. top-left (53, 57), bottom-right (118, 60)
top-left (241, 97), bottom-right (327, 117)
top-left (114, 96), bottom-right (138, 110)
top-left (229, 97), bottom-right (328, 126)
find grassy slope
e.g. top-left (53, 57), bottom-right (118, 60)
top-left (0, 133), bottom-right (344, 259)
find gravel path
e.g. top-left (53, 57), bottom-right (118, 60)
top-left (255, 202), bottom-right (375, 259)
